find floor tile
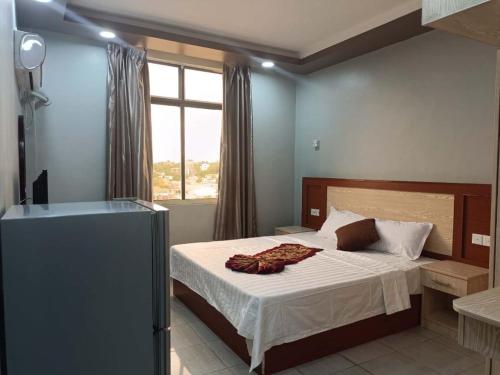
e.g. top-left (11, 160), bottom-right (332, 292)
top-left (414, 326), bottom-right (441, 339)
top-left (457, 361), bottom-right (487, 375)
top-left (171, 305), bottom-right (189, 327)
top-left (432, 335), bottom-right (485, 361)
top-left (274, 369), bottom-right (303, 375)
top-left (360, 351), bottom-right (439, 375)
top-left (334, 366), bottom-right (371, 375)
top-left (396, 339), bottom-right (482, 374)
top-left (296, 353), bottom-right (354, 374)
top-left (170, 296), bottom-right (189, 310)
top-left (169, 295), bottom-right (486, 375)
top-left (210, 339), bottom-right (247, 367)
top-left (340, 340), bottom-right (393, 364)
top-left (171, 323), bottom-right (205, 351)
top-left (192, 321), bottom-right (220, 343)
top-left (207, 369), bottom-right (235, 375)
top-left (171, 343), bottom-right (226, 375)
top-left (218, 364), bottom-right (258, 374)
top-left (171, 299), bottom-right (199, 324)
top-left (379, 327), bottom-right (433, 350)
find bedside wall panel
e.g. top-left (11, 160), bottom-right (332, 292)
top-left (301, 177), bottom-right (491, 267)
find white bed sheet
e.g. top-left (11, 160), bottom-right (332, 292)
top-left (170, 232), bottom-right (434, 370)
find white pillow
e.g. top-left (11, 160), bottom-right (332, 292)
top-left (317, 207), bottom-right (365, 240)
top-left (368, 219), bottom-right (433, 260)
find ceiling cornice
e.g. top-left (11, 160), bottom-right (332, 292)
top-left (299, 10), bottom-right (432, 72)
top-left (65, 4), bottom-right (301, 64)
top-left (18, 1), bottom-right (432, 74)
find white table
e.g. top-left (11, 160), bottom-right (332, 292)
top-left (453, 287), bottom-right (500, 360)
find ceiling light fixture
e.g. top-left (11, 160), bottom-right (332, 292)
top-left (261, 61), bottom-right (275, 68)
top-left (99, 30), bottom-right (116, 39)
top-left (34, 0), bottom-right (52, 3)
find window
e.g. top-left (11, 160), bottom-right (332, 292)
top-left (149, 62), bottom-right (223, 201)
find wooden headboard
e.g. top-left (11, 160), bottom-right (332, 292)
top-left (301, 178), bottom-right (491, 268)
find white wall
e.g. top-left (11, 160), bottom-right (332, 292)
top-left (165, 202), bottom-right (216, 245)
top-left (33, 31), bottom-right (297, 244)
top-left (29, 30), bottom-right (497, 243)
top-left (30, 31), bottom-right (107, 203)
top-left (253, 70), bottom-right (296, 235)
top-left (0, 0), bottom-right (20, 214)
top-left (294, 31), bottom-right (497, 221)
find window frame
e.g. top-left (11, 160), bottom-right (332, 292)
top-left (149, 60), bottom-right (223, 201)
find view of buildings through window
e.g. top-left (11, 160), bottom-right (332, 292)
top-left (149, 62), bottom-right (223, 200)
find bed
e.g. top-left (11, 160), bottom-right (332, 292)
top-left (171, 178), bottom-right (491, 374)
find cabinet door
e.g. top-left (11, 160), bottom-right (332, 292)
top-left (1, 212), bottom-right (154, 375)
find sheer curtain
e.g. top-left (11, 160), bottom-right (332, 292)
top-left (106, 43), bottom-right (153, 201)
top-left (214, 65), bottom-right (257, 240)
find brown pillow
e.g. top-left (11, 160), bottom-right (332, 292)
top-left (335, 218), bottom-right (379, 251)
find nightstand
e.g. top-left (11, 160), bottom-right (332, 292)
top-left (420, 260), bottom-right (488, 339)
top-left (274, 226), bottom-right (316, 235)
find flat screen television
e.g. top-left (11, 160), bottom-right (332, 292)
top-left (17, 115), bottom-right (26, 204)
top-left (18, 116), bottom-right (49, 205)
top-left (33, 170), bottom-right (48, 204)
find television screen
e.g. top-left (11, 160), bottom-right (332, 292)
top-left (17, 115), bottom-right (26, 204)
top-left (33, 170), bottom-right (48, 205)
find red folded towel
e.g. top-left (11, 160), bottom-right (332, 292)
top-left (225, 243), bottom-right (323, 274)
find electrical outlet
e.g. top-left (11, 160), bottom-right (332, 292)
top-left (310, 208), bottom-right (320, 217)
top-left (472, 233), bottom-right (483, 246)
top-left (483, 235), bottom-right (491, 247)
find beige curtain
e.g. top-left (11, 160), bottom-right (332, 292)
top-left (106, 43), bottom-right (153, 201)
top-left (214, 65), bottom-right (257, 240)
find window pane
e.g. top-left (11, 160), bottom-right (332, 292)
top-left (185, 69), bottom-right (222, 103)
top-left (148, 63), bottom-right (179, 98)
top-left (152, 104), bottom-right (181, 200)
top-left (185, 107), bottom-right (222, 199)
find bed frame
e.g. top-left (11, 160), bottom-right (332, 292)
top-left (173, 178), bottom-right (491, 374)
top-left (174, 279), bottom-right (420, 374)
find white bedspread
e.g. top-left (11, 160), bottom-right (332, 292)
top-left (170, 232), bottom-right (434, 370)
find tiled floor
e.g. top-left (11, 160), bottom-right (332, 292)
top-left (170, 296), bottom-right (486, 375)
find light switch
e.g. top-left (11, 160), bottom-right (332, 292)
top-left (310, 208), bottom-right (320, 216)
top-left (483, 235), bottom-right (491, 247)
top-left (472, 233), bottom-right (483, 246)
top-left (313, 139), bottom-right (320, 151)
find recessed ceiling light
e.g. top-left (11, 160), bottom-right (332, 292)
top-left (34, 0), bottom-right (52, 3)
top-left (99, 30), bottom-right (116, 39)
top-left (261, 61), bottom-right (275, 68)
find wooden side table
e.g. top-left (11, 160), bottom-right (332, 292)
top-left (274, 226), bottom-right (316, 235)
top-left (420, 260), bottom-right (488, 339)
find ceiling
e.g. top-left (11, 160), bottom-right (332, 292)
top-left (67, 0), bottom-right (421, 58)
top-left (16, 0), bottom-right (428, 73)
